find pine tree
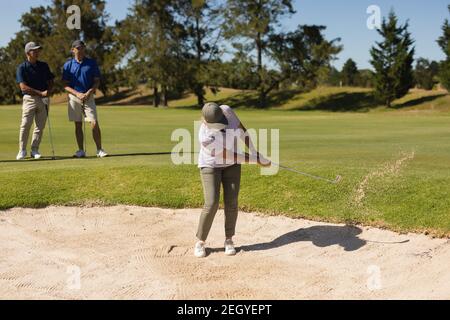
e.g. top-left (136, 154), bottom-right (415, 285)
top-left (370, 11), bottom-right (415, 107)
top-left (341, 58), bottom-right (359, 86)
top-left (437, 5), bottom-right (450, 91)
top-left (415, 58), bottom-right (439, 90)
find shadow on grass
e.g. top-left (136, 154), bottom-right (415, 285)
top-left (392, 93), bottom-right (447, 109)
top-left (97, 88), bottom-right (446, 111)
top-left (292, 91), bottom-right (447, 112)
top-left (0, 152), bottom-right (198, 163)
top-left (175, 89), bottom-right (305, 110)
top-left (173, 91), bottom-right (259, 110)
top-left (175, 89), bottom-right (379, 112)
top-left (96, 88), bottom-right (137, 105)
top-left (297, 92), bottom-right (378, 112)
top-left (207, 225), bottom-right (367, 256)
top-left (97, 89), bottom-right (190, 107)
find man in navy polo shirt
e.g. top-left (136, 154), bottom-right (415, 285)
top-left (63, 40), bottom-right (108, 158)
top-left (16, 42), bottom-right (55, 160)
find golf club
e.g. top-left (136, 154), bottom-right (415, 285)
top-left (43, 98), bottom-right (56, 160)
top-left (81, 101), bottom-right (87, 155)
top-left (244, 134), bottom-right (342, 185)
top-left (271, 161), bottom-right (342, 184)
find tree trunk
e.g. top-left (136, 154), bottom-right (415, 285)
top-left (153, 86), bottom-right (160, 108)
top-left (256, 32), bottom-right (265, 108)
top-left (162, 86), bottom-right (168, 107)
top-left (195, 16), bottom-right (205, 108)
top-left (259, 89), bottom-right (267, 109)
top-left (195, 16), bottom-right (202, 61)
top-left (195, 84), bottom-right (205, 107)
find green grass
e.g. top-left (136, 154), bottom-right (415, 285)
top-left (168, 86), bottom-right (450, 112)
top-left (1, 88), bottom-right (450, 237)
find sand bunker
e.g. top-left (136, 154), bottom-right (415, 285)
top-left (0, 205), bottom-right (449, 300)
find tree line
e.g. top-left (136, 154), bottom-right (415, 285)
top-left (0, 1), bottom-right (449, 108)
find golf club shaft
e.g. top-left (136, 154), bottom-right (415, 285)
top-left (82, 103), bottom-right (86, 153)
top-left (45, 103), bottom-right (56, 159)
top-left (272, 162), bottom-right (339, 184)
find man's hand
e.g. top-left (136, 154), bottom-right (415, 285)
top-left (76, 92), bottom-right (86, 102)
top-left (40, 90), bottom-right (48, 98)
top-left (86, 88), bottom-right (96, 99)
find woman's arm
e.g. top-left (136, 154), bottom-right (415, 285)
top-left (239, 122), bottom-right (271, 166)
top-left (239, 122), bottom-right (253, 152)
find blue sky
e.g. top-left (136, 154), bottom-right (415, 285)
top-left (0, 0), bottom-right (448, 70)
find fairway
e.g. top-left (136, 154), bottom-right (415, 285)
top-left (1, 103), bottom-right (449, 236)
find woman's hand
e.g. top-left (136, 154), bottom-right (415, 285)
top-left (257, 153), bottom-right (271, 167)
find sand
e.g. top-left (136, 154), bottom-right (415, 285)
top-left (0, 206), bottom-right (449, 300)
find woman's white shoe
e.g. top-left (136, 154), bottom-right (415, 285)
top-left (224, 240), bottom-right (236, 256)
top-left (194, 241), bottom-right (206, 258)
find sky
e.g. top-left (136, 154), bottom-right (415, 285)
top-left (0, 0), bottom-right (448, 70)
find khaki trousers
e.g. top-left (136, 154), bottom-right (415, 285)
top-left (19, 95), bottom-right (48, 152)
top-left (196, 164), bottom-right (242, 241)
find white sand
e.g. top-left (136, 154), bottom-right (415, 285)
top-left (0, 206), bottom-right (449, 300)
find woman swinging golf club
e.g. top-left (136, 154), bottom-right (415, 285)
top-left (195, 102), bottom-right (271, 258)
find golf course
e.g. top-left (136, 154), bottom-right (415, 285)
top-left (2, 0), bottom-right (450, 304)
top-left (1, 87), bottom-right (449, 237)
top-left (1, 86), bottom-right (450, 300)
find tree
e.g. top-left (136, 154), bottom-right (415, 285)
top-left (116, 0), bottom-right (188, 107)
top-left (0, 31), bottom-right (31, 104)
top-left (0, 47), bottom-right (20, 104)
top-left (355, 69), bottom-right (374, 88)
top-left (223, 0), bottom-right (295, 108)
top-left (179, 0), bottom-right (222, 107)
top-left (341, 58), bottom-right (359, 86)
top-left (268, 25), bottom-right (342, 90)
top-left (370, 11), bottom-right (415, 107)
top-left (415, 58), bottom-right (439, 90)
top-left (207, 43), bottom-right (260, 90)
top-left (437, 5), bottom-right (450, 91)
top-left (321, 67), bottom-right (341, 87)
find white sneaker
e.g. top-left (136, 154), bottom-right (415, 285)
top-left (224, 239), bottom-right (236, 256)
top-left (16, 150), bottom-right (27, 160)
top-left (96, 149), bottom-right (108, 158)
top-left (31, 150), bottom-right (41, 160)
top-left (74, 150), bottom-right (86, 158)
top-left (194, 241), bottom-right (206, 258)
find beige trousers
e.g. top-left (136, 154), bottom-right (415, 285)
top-left (19, 95), bottom-right (48, 152)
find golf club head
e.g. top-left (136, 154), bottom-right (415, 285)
top-left (334, 175), bottom-right (343, 184)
